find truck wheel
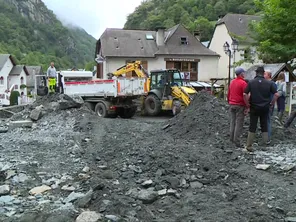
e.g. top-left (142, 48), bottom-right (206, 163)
top-left (95, 102), bottom-right (107, 118)
top-left (118, 107), bottom-right (136, 119)
top-left (144, 94), bottom-right (162, 116)
top-left (85, 102), bottom-right (95, 111)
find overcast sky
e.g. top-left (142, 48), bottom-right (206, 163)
top-left (43, 0), bottom-right (142, 39)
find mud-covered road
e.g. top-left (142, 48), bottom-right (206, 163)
top-left (1, 92), bottom-right (296, 222)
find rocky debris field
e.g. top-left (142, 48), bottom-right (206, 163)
top-left (0, 92), bottom-right (296, 221)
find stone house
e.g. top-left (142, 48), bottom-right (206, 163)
top-left (95, 24), bottom-right (219, 82)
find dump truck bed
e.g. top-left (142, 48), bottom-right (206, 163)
top-left (63, 78), bottom-right (147, 97)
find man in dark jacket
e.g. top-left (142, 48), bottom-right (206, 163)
top-left (243, 66), bottom-right (279, 152)
top-left (227, 67), bottom-right (248, 147)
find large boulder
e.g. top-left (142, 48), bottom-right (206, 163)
top-left (58, 95), bottom-right (84, 110)
top-left (29, 105), bottom-right (44, 121)
top-left (136, 189), bottom-right (158, 204)
top-left (75, 211), bottom-right (102, 222)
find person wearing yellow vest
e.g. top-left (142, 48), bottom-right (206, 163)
top-left (47, 62), bottom-right (57, 93)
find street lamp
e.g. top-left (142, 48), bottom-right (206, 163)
top-left (231, 39), bottom-right (239, 51)
top-left (223, 42), bottom-right (231, 87)
top-left (223, 39), bottom-right (239, 87)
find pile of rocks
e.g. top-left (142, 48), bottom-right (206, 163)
top-left (0, 94), bottom-right (87, 135)
top-left (1, 92), bottom-right (296, 221)
top-left (10, 94), bottom-right (85, 122)
top-left (0, 94), bottom-right (99, 221)
top-left (79, 92), bottom-right (296, 221)
top-left (165, 91), bottom-right (233, 148)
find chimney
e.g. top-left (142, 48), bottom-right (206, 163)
top-left (193, 31), bottom-right (201, 41)
top-left (218, 14), bottom-right (225, 22)
top-left (156, 27), bottom-right (165, 46)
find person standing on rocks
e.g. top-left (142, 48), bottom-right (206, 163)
top-left (227, 67), bottom-right (248, 147)
top-left (264, 70), bottom-right (278, 143)
top-left (284, 84), bottom-right (296, 128)
top-left (47, 62), bottom-right (57, 94)
top-left (243, 66), bottom-right (279, 152)
top-left (275, 72), bottom-right (287, 124)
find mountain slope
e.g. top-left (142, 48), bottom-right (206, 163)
top-left (0, 0), bottom-right (96, 70)
top-left (124, 0), bottom-right (259, 41)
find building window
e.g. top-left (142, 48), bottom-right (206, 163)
top-left (190, 62), bottom-right (198, 72)
top-left (0, 76), bottom-right (4, 85)
top-left (20, 77), bottom-right (24, 85)
top-left (97, 63), bottom-right (103, 79)
top-left (180, 37), bottom-right (188, 45)
top-left (146, 34), bottom-right (154, 40)
top-left (173, 62), bottom-right (198, 72)
top-left (166, 61), bottom-right (198, 81)
top-left (181, 62), bottom-right (189, 71)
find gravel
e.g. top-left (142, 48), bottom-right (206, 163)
top-left (1, 92), bottom-right (296, 221)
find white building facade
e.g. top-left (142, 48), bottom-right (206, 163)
top-left (209, 14), bottom-right (262, 79)
top-left (96, 24), bottom-right (220, 82)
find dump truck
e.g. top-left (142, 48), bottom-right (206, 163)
top-left (107, 61), bottom-right (197, 116)
top-left (35, 69), bottom-right (148, 118)
top-left (35, 61), bottom-right (196, 118)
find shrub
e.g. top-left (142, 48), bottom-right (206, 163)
top-left (20, 84), bottom-right (27, 89)
top-left (10, 90), bottom-right (20, 106)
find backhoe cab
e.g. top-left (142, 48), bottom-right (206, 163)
top-left (144, 69), bottom-right (197, 116)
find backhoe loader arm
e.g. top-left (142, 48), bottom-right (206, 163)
top-left (111, 61), bottom-right (149, 78)
top-left (171, 86), bottom-right (192, 106)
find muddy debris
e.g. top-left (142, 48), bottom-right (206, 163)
top-left (1, 92), bottom-right (296, 221)
top-left (165, 91), bottom-right (233, 147)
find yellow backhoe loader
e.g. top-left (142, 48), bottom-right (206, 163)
top-left (107, 61), bottom-right (197, 116)
top-left (143, 69), bottom-right (197, 116)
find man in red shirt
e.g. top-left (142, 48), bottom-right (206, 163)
top-left (227, 67), bottom-right (248, 147)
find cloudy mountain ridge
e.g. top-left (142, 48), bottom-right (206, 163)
top-left (0, 0), bottom-right (96, 70)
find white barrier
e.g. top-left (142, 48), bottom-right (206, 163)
top-left (18, 96), bottom-right (35, 105)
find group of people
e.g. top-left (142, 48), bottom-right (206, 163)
top-left (228, 66), bottom-right (290, 152)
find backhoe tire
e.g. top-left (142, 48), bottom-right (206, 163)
top-left (95, 102), bottom-right (107, 118)
top-left (118, 107), bottom-right (136, 119)
top-left (144, 94), bottom-right (162, 116)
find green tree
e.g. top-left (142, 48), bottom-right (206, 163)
top-left (0, 0), bottom-right (96, 70)
top-left (85, 61), bottom-right (96, 71)
top-left (214, 1), bottom-right (227, 16)
top-left (252, 0), bottom-right (296, 62)
top-left (124, 0), bottom-right (259, 32)
top-left (190, 17), bottom-right (215, 41)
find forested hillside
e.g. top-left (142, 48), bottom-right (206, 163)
top-left (124, 0), bottom-right (260, 41)
top-left (0, 0), bottom-right (96, 70)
